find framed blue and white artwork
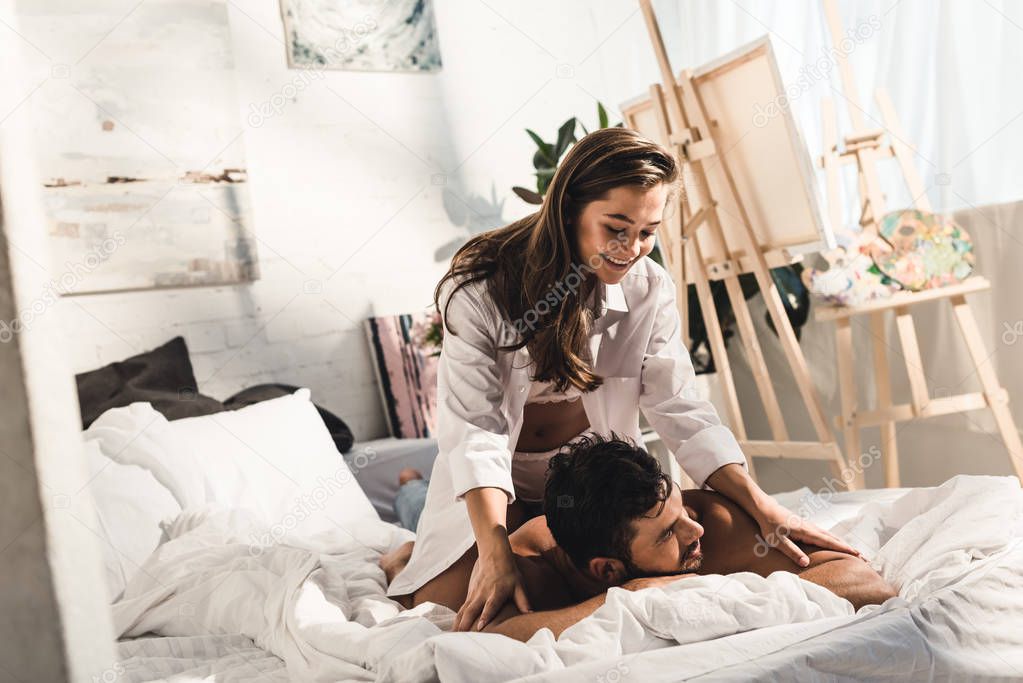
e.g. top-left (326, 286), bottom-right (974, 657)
top-left (280, 0), bottom-right (443, 73)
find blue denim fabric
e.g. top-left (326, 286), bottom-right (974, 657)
top-left (394, 479), bottom-right (546, 533)
top-left (394, 478), bottom-right (430, 532)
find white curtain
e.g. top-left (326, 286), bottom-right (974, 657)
top-left (662, 0), bottom-right (1023, 215)
top-left (642, 0), bottom-right (1023, 490)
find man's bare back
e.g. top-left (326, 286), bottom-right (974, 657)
top-left (382, 489), bottom-right (894, 640)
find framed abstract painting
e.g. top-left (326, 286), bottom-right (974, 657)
top-left (364, 310), bottom-right (441, 439)
top-left (21, 0), bottom-right (258, 294)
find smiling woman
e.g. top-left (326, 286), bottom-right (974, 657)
top-left (437, 127), bottom-right (682, 397)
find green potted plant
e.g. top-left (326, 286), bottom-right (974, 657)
top-left (512, 102), bottom-right (621, 205)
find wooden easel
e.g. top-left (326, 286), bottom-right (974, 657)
top-left (635, 1), bottom-right (855, 488)
top-left (815, 0), bottom-right (1023, 486)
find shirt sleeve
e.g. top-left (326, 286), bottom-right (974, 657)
top-left (435, 278), bottom-right (517, 504)
top-left (638, 271), bottom-right (748, 488)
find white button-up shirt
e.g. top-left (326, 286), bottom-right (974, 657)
top-left (387, 256), bottom-right (746, 597)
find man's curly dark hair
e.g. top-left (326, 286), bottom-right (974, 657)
top-left (543, 432), bottom-right (672, 569)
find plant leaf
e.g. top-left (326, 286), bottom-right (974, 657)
top-left (579, 120), bottom-right (589, 136)
top-left (555, 118), bottom-right (577, 159)
top-left (536, 168), bottom-right (556, 195)
top-left (512, 186), bottom-right (544, 204)
top-left (526, 129), bottom-right (555, 166)
top-left (598, 101), bottom-right (609, 129)
top-left (532, 148), bottom-right (552, 171)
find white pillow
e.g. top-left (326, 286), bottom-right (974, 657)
top-left (84, 389), bottom-right (379, 539)
top-left (74, 439), bottom-right (180, 602)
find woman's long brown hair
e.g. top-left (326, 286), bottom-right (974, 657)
top-left (434, 127), bottom-right (679, 393)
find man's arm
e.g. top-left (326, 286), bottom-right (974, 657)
top-left (692, 490), bottom-right (896, 609)
top-left (482, 575), bottom-right (689, 642)
top-left (482, 592), bottom-right (608, 641)
top-left (797, 551), bottom-right (897, 610)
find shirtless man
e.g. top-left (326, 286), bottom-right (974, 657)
top-left (381, 434), bottom-right (896, 642)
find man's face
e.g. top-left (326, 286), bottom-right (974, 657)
top-left (573, 184), bottom-right (667, 285)
top-left (624, 482), bottom-right (705, 577)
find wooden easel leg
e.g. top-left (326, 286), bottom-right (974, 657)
top-left (646, 81), bottom-right (690, 349)
top-left (855, 146), bottom-right (888, 238)
top-left (689, 242), bottom-right (758, 480)
top-left (876, 88), bottom-right (933, 213)
top-left (820, 97), bottom-right (843, 233)
top-left (722, 276), bottom-right (789, 443)
top-left (949, 295), bottom-right (1023, 481)
top-left (834, 318), bottom-right (859, 490)
top-left (870, 312), bottom-right (899, 487)
top-left (753, 254), bottom-right (838, 445)
top-left (894, 306), bottom-right (930, 413)
top-left (690, 242), bottom-right (746, 440)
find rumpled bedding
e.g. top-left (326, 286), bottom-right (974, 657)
top-left (113, 475), bottom-right (1023, 682)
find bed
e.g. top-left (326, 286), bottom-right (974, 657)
top-left (82, 391), bottom-right (1023, 682)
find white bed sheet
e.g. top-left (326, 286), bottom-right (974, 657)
top-left (117, 633), bottom-right (288, 682)
top-left (114, 478), bottom-right (1023, 682)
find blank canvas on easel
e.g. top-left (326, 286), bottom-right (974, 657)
top-left (622, 36), bottom-right (834, 279)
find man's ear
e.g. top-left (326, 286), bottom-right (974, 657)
top-left (587, 556), bottom-right (627, 585)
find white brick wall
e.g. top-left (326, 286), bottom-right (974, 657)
top-left (23, 0), bottom-right (671, 440)
top-left (12, 0), bottom-right (1023, 492)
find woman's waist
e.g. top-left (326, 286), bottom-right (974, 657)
top-left (514, 401), bottom-right (590, 453)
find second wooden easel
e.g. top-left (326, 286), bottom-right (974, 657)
top-left (815, 0), bottom-right (1023, 486)
top-left (635, 0), bottom-right (856, 488)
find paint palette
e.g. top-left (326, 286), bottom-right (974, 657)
top-left (869, 209), bottom-right (975, 291)
top-left (802, 244), bottom-right (896, 307)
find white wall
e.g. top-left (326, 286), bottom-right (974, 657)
top-left (10, 0), bottom-right (674, 441)
top-left (11, 0), bottom-right (1019, 494)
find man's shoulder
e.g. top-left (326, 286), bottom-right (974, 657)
top-left (509, 518), bottom-right (598, 611)
top-left (682, 488), bottom-right (729, 506)
top-left (505, 518), bottom-right (579, 612)
top-left (683, 489), bottom-right (747, 524)
top-left (509, 515), bottom-right (557, 556)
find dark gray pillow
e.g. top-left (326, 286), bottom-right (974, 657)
top-left (76, 336), bottom-right (225, 428)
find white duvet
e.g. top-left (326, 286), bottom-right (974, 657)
top-left (113, 475), bottom-right (1023, 682)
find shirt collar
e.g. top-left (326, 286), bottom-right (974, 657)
top-left (603, 281), bottom-right (629, 313)
top-left (586, 280), bottom-right (630, 317)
